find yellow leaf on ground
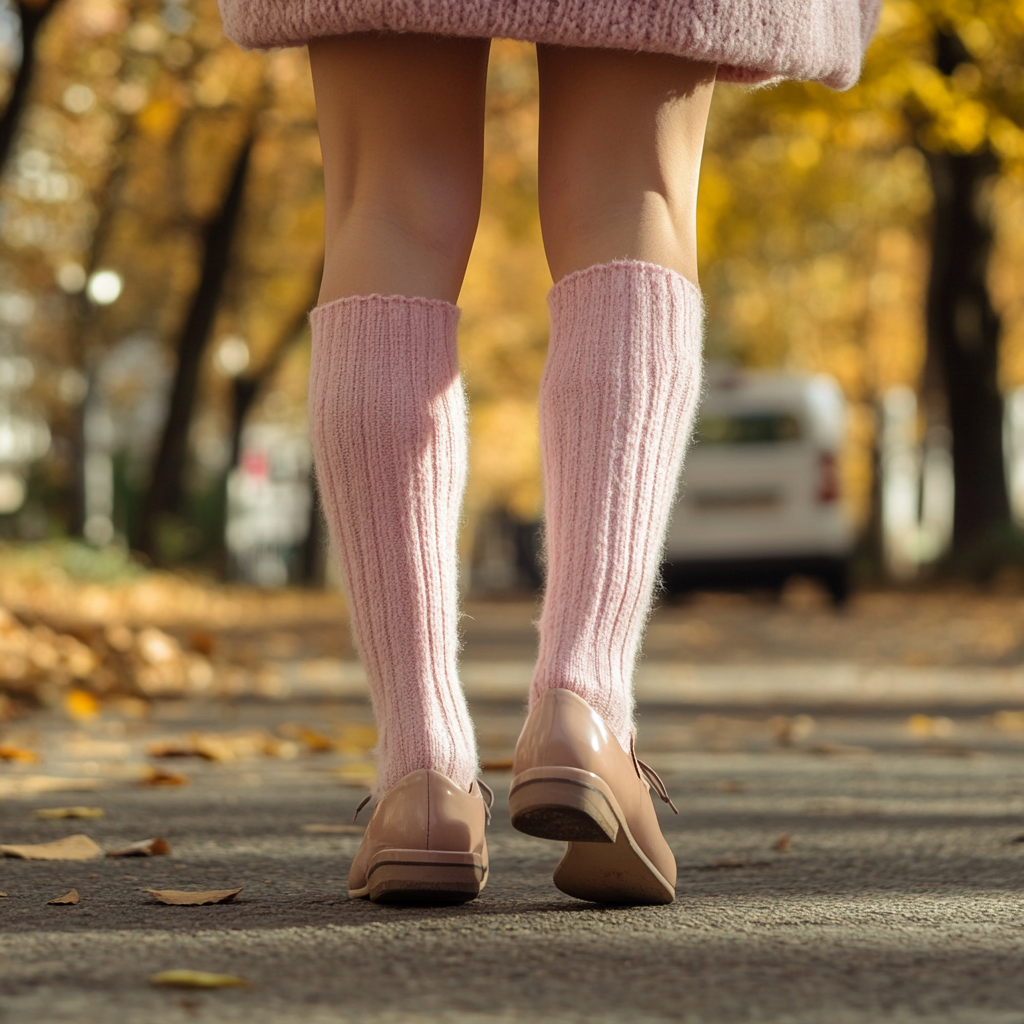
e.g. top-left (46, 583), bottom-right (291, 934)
top-left (34, 807), bottom-right (105, 820)
top-left (0, 891), bottom-right (7, 897)
top-left (146, 888), bottom-right (242, 905)
top-left (334, 763), bottom-right (376, 788)
top-left (106, 837), bottom-right (172, 857)
top-left (140, 766), bottom-right (189, 787)
top-left (907, 714), bottom-right (954, 738)
top-left (64, 689), bottom-right (99, 721)
top-left (149, 970), bottom-right (248, 989)
top-left (0, 776), bottom-right (100, 798)
top-left (279, 722), bottom-right (336, 753)
top-left (335, 724), bottom-right (378, 755)
top-left (991, 710), bottom-right (1024, 733)
top-left (0, 744), bottom-right (39, 764)
top-left (717, 780), bottom-right (747, 793)
top-left (146, 730), bottom-right (289, 762)
top-left (301, 824), bottom-right (364, 834)
top-left (48, 889), bottom-right (80, 905)
top-left (0, 834), bottom-right (102, 860)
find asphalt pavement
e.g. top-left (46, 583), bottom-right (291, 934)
top-left (2, 690), bottom-right (1024, 1024)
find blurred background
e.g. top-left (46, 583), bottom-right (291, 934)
top-left (0, 0), bottom-right (1021, 710)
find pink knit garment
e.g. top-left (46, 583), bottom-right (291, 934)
top-left (309, 295), bottom-right (477, 795)
top-left (219, 0), bottom-right (881, 92)
top-left (531, 261), bottom-right (704, 750)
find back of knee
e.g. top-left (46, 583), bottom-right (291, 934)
top-left (335, 169), bottom-right (482, 267)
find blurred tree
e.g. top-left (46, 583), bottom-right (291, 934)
top-left (0, 0), bottom-right (65, 170)
top-left (914, 19), bottom-right (1019, 558)
top-left (228, 268), bottom-right (320, 469)
top-left (134, 131), bottom-right (254, 557)
top-left (0, 0), bottom-right (323, 564)
top-left (1, 0), bottom-right (1021, 586)
top-left (697, 0), bottom-right (1024, 569)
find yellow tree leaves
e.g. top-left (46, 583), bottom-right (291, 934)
top-left (3, 0), bottom-right (1021, 554)
top-left (693, 2), bottom-right (1023, 525)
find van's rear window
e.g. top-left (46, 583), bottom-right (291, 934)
top-left (697, 414), bottom-right (802, 444)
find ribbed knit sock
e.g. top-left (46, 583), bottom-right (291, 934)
top-left (309, 295), bottom-right (478, 795)
top-left (531, 261), bottom-right (704, 751)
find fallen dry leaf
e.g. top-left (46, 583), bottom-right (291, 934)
top-left (335, 723), bottom-right (378, 755)
top-left (0, 891), bottom-right (7, 896)
top-left (279, 723), bottom-right (335, 753)
top-left (773, 833), bottom-right (791, 852)
top-left (990, 710), bottom-right (1024, 734)
top-left (146, 739), bottom-right (201, 759)
top-left (808, 742), bottom-right (874, 756)
top-left (480, 758), bottom-right (514, 771)
top-left (770, 714), bottom-right (815, 747)
top-left (104, 623), bottom-right (135, 652)
top-left (141, 766), bottom-right (190, 787)
top-left (147, 730), bottom-right (295, 763)
top-left (0, 743), bottom-right (39, 764)
top-left (107, 837), bottom-right (172, 857)
top-left (0, 834), bottom-right (102, 860)
top-left (0, 776), bottom-right (100, 798)
top-left (64, 689), bottom-right (99, 721)
top-left (716, 780), bottom-right (747, 793)
top-left (34, 806), bottom-right (105, 820)
top-left (149, 970), bottom-right (248, 989)
top-left (188, 630), bottom-right (217, 657)
top-left (146, 888), bottom-right (243, 905)
top-left (334, 763), bottom-right (376, 788)
top-left (907, 714), bottom-right (954, 738)
top-left (693, 858), bottom-right (773, 871)
top-left (301, 824), bottom-right (365, 835)
top-left (63, 739), bottom-right (131, 759)
top-left (48, 889), bottom-right (80, 905)
top-left (926, 744), bottom-right (978, 758)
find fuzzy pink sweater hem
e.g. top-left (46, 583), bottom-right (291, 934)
top-left (220, 0), bottom-right (880, 90)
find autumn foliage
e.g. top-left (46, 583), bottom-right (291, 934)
top-left (0, 0), bottom-right (1020, 569)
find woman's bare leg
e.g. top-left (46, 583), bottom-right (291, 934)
top-left (309, 33), bottom-right (491, 304)
top-left (537, 46), bottom-right (715, 285)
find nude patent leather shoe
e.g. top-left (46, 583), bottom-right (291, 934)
top-left (348, 769), bottom-right (492, 905)
top-left (509, 688), bottom-right (678, 905)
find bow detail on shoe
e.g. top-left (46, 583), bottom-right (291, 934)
top-left (630, 736), bottom-right (678, 815)
top-left (477, 778), bottom-right (495, 824)
top-left (353, 793), bottom-right (373, 822)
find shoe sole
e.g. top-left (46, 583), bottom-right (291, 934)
top-left (349, 849), bottom-right (487, 905)
top-left (509, 767), bottom-right (675, 906)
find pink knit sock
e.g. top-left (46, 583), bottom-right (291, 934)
top-left (309, 295), bottom-right (477, 795)
top-left (531, 261), bottom-right (704, 751)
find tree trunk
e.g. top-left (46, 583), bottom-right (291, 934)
top-left (923, 32), bottom-right (1010, 563)
top-left (134, 137), bottom-right (254, 558)
top-left (925, 148), bottom-right (1008, 556)
top-left (0, 0), bottom-right (63, 172)
top-left (227, 281), bottom-right (319, 471)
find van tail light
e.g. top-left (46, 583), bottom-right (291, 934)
top-left (817, 452), bottom-right (840, 503)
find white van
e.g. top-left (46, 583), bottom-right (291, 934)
top-left (663, 366), bottom-right (855, 603)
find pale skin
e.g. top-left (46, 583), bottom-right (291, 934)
top-left (308, 33), bottom-right (716, 305)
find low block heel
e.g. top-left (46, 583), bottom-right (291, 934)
top-left (509, 769), bottom-right (620, 844)
top-left (360, 849), bottom-right (486, 905)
